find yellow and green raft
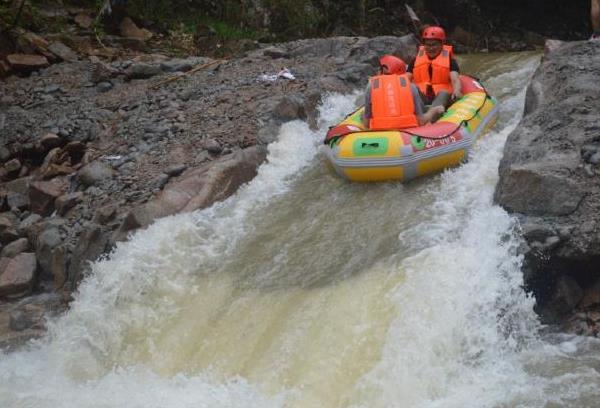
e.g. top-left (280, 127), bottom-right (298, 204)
top-left (323, 75), bottom-right (499, 182)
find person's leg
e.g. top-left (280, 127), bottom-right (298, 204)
top-left (592, 0), bottom-right (600, 39)
top-left (420, 105), bottom-right (445, 125)
top-left (430, 90), bottom-right (450, 108)
top-left (411, 84), bottom-right (426, 116)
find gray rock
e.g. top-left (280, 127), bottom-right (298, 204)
top-left (495, 40), bottom-right (600, 326)
top-left (125, 63), bottom-right (163, 80)
top-left (18, 214), bottom-right (42, 233)
top-left (0, 252), bottom-right (37, 297)
top-left (160, 59), bottom-right (194, 73)
top-left (156, 173), bottom-right (170, 189)
top-left (48, 41), bottom-right (78, 62)
top-left (78, 161), bottom-right (114, 187)
top-left (1, 238), bottom-right (29, 258)
top-left (273, 95), bottom-right (307, 122)
top-left (6, 192), bottom-right (30, 211)
top-left (263, 47), bottom-right (289, 59)
top-left (4, 158), bottom-right (22, 173)
top-left (96, 82), bottom-right (113, 93)
top-left (165, 164), bottom-right (187, 177)
top-left (69, 223), bottom-right (108, 285)
top-left (205, 139), bottom-right (223, 154)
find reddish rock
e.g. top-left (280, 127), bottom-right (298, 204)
top-left (42, 164), bottom-right (74, 180)
top-left (0, 253), bottom-right (37, 297)
top-left (579, 280), bottom-right (600, 310)
top-left (74, 13), bottom-right (94, 29)
top-left (0, 215), bottom-right (12, 232)
top-left (7, 54), bottom-right (49, 71)
top-left (55, 192), bottom-right (83, 215)
top-left (120, 17), bottom-right (153, 41)
top-left (29, 179), bottom-right (68, 216)
top-left (64, 141), bottom-right (86, 163)
top-left (93, 204), bottom-right (116, 224)
top-left (117, 147), bottom-right (266, 237)
top-left (17, 32), bottom-right (50, 54)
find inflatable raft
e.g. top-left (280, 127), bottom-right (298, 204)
top-left (323, 75), bottom-right (499, 182)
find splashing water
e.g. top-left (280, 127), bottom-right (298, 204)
top-left (1, 53), bottom-right (599, 408)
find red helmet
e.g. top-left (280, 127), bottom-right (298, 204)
top-left (379, 55), bottom-right (406, 75)
top-left (422, 26), bottom-right (446, 41)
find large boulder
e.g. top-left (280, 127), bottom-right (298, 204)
top-left (494, 40), bottom-right (600, 324)
top-left (116, 146), bottom-right (267, 238)
top-left (0, 253), bottom-right (37, 298)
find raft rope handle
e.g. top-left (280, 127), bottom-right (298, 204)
top-left (361, 142), bottom-right (380, 148)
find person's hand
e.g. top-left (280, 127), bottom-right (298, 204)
top-left (452, 89), bottom-right (463, 100)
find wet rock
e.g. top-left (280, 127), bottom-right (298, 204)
top-left (116, 146), bottom-right (267, 237)
top-left (69, 223), bottom-right (108, 285)
top-left (0, 238), bottom-right (29, 259)
top-left (495, 41), bottom-right (600, 328)
top-left (496, 165), bottom-right (584, 216)
top-left (35, 225), bottom-right (62, 280)
top-left (0, 253), bottom-right (37, 298)
top-left (78, 161), bottom-right (114, 187)
top-left (8, 293), bottom-right (64, 332)
top-left (273, 95), bottom-right (307, 122)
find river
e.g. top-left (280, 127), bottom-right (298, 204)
top-left (1, 52), bottom-right (599, 408)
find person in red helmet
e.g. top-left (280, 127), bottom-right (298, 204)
top-left (407, 26), bottom-right (462, 108)
top-left (364, 55), bottom-right (445, 129)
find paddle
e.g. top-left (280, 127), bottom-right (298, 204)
top-left (404, 3), bottom-right (422, 40)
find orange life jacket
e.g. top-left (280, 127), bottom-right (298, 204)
top-left (369, 74), bottom-right (418, 130)
top-left (412, 44), bottom-right (453, 97)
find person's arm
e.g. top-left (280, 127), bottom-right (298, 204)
top-left (406, 58), bottom-right (415, 81)
top-left (450, 71), bottom-right (462, 99)
top-left (449, 58), bottom-right (462, 99)
top-left (363, 83), bottom-right (372, 126)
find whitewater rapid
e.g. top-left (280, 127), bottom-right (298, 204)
top-left (1, 52), bottom-right (599, 408)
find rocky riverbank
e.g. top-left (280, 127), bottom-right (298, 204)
top-left (0, 29), bottom-right (419, 349)
top-left (495, 39), bottom-right (600, 336)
